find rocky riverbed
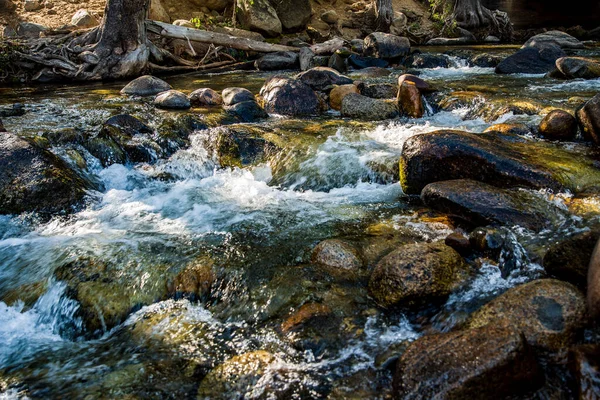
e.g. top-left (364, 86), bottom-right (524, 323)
top-left (0, 32), bottom-right (600, 399)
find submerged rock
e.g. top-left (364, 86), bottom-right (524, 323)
top-left (577, 93), bottom-right (600, 144)
top-left (496, 44), bottom-right (566, 75)
top-left (363, 33), bottom-right (410, 59)
top-left (259, 76), bottom-right (319, 116)
top-left (543, 229), bottom-right (600, 291)
top-left (311, 239), bottom-right (362, 274)
top-left (555, 57), bottom-right (600, 80)
top-left (539, 109), bottom-right (578, 141)
top-left (254, 51), bottom-right (299, 71)
top-left (341, 93), bottom-right (398, 121)
top-left (168, 257), bottom-right (215, 301)
top-left (189, 88), bottom-right (223, 106)
top-left (569, 345), bottom-right (600, 399)
top-left (368, 242), bottom-right (470, 308)
top-left (399, 130), bottom-right (563, 195)
top-left (154, 90), bottom-right (191, 110)
top-left (395, 324), bottom-right (542, 399)
top-left (296, 67), bottom-right (353, 92)
top-left (0, 133), bottom-right (92, 215)
top-left (197, 350), bottom-right (279, 399)
top-left (421, 179), bottom-right (566, 231)
top-left (222, 87), bottom-right (255, 106)
top-left (121, 75), bottom-right (172, 96)
top-left (211, 125), bottom-right (277, 168)
top-left (466, 279), bottom-right (586, 351)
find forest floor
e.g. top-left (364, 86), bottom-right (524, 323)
top-left (1, 0), bottom-right (434, 39)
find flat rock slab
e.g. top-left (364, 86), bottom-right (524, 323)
top-left (421, 179), bottom-right (567, 231)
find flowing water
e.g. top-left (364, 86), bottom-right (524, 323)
top-left (1, 46), bottom-right (600, 398)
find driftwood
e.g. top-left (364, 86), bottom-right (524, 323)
top-left (146, 20), bottom-right (299, 53)
top-left (310, 38), bottom-right (345, 55)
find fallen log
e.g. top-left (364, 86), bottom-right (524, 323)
top-left (146, 20), bottom-right (299, 54)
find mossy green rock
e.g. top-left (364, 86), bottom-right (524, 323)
top-left (400, 130), bottom-right (600, 195)
top-left (466, 279), bottom-right (586, 351)
top-left (368, 242), bottom-right (470, 308)
top-left (0, 132), bottom-right (92, 215)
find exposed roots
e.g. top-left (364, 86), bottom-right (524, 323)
top-left (452, 0), bottom-right (513, 41)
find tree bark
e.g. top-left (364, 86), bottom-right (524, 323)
top-left (374, 0), bottom-right (393, 32)
top-left (85, 0), bottom-right (150, 79)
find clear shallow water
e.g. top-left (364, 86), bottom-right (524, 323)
top-left (1, 49), bottom-right (600, 398)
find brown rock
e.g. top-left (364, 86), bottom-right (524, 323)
top-left (577, 93), bottom-right (600, 144)
top-left (569, 344), bottom-right (600, 399)
top-left (329, 84), bottom-right (359, 111)
top-left (281, 303), bottom-right (332, 333)
top-left (394, 324), bottom-right (542, 399)
top-left (589, 238), bottom-right (600, 320)
top-left (543, 230), bottom-right (600, 291)
top-left (169, 257), bottom-right (215, 300)
top-left (466, 279), bottom-right (586, 351)
top-left (368, 242), bottom-right (470, 308)
top-left (189, 88), bottom-right (223, 106)
top-left (483, 123), bottom-right (532, 136)
top-left (397, 81), bottom-right (424, 118)
top-left (539, 109), bottom-right (578, 141)
top-left (149, 0), bottom-right (170, 23)
top-left (444, 232), bottom-right (471, 255)
top-left (397, 74), bottom-right (435, 93)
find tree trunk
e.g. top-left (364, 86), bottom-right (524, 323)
top-left (374, 0), bottom-right (393, 32)
top-left (452, 0), bottom-right (513, 40)
top-left (85, 0), bottom-right (150, 79)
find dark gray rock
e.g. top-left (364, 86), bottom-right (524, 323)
top-left (225, 101), bottom-right (269, 122)
top-left (421, 179), bottom-right (567, 231)
top-left (259, 76), bottom-right (319, 116)
top-left (222, 87), bottom-right (255, 106)
top-left (120, 75), bottom-right (172, 96)
top-left (0, 133), bottom-right (92, 215)
top-left (348, 54), bottom-right (389, 69)
top-left (363, 32), bottom-right (410, 59)
top-left (495, 44), bottom-right (566, 74)
top-left (272, 0), bottom-right (311, 31)
top-left (254, 51), bottom-right (299, 71)
top-left (523, 30), bottom-right (584, 50)
top-left (154, 90), bottom-right (191, 110)
top-left (296, 67), bottom-right (353, 92)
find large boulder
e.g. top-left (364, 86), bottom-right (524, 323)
top-left (121, 75), bottom-right (172, 96)
top-left (363, 33), bottom-right (410, 59)
top-left (577, 93), bottom-right (600, 144)
top-left (0, 133), bottom-right (92, 215)
top-left (295, 67), bottom-right (353, 92)
top-left (543, 229), bottom-right (600, 291)
top-left (421, 179), bottom-right (567, 231)
top-left (399, 130), bottom-right (563, 195)
top-left (394, 324), bottom-right (542, 399)
top-left (237, 0), bottom-right (282, 37)
top-left (466, 279), bottom-right (586, 351)
top-left (341, 93), bottom-right (398, 121)
top-left (538, 109), bottom-right (578, 141)
top-left (368, 242), bottom-right (470, 308)
top-left (254, 51), bottom-right (298, 71)
top-left (523, 30), bottom-right (584, 50)
top-left (259, 76), bottom-right (319, 116)
top-left (556, 57), bottom-right (600, 80)
top-left (271, 0), bottom-right (311, 31)
top-left (495, 44), bottom-right (566, 75)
